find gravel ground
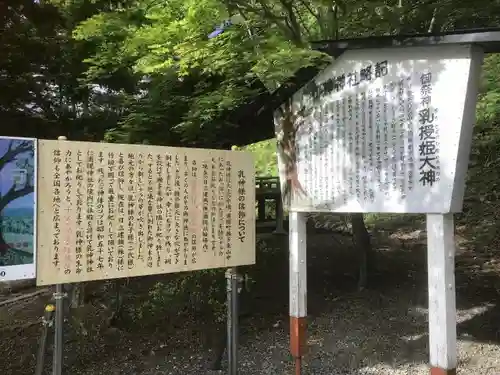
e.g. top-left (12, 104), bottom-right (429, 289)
top-left (1, 231), bottom-right (500, 375)
top-left (71, 294), bottom-right (500, 375)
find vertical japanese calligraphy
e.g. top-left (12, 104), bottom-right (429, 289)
top-left (164, 153), bottom-right (172, 265)
top-left (106, 152), bottom-right (116, 269)
top-left (62, 150), bottom-right (72, 274)
top-left (191, 158), bottom-right (198, 264)
top-left (146, 153), bottom-right (154, 267)
top-left (96, 152), bottom-right (105, 270)
top-left (116, 152), bottom-right (125, 271)
top-left (36, 141), bottom-right (255, 285)
top-left (237, 170), bottom-right (246, 243)
top-left (127, 153), bottom-right (136, 270)
top-left (106, 152), bottom-right (118, 269)
top-left (182, 155), bottom-right (189, 266)
top-left (173, 155), bottom-right (181, 265)
top-left (52, 150), bottom-right (62, 269)
top-left (86, 150), bottom-right (95, 273)
top-left (382, 84), bottom-right (390, 195)
top-left (225, 160), bottom-right (232, 260)
top-left (354, 93), bottom-right (361, 201)
top-left (347, 95), bottom-right (354, 198)
top-left (407, 81), bottom-right (415, 192)
top-left (397, 79), bottom-right (407, 197)
top-left (75, 151), bottom-right (84, 274)
top-left (136, 153), bottom-right (145, 262)
top-left (418, 72), bottom-right (440, 187)
top-left (374, 87), bottom-right (382, 193)
top-left (210, 157), bottom-right (217, 256)
top-left (367, 89), bottom-right (374, 202)
top-left (202, 161), bottom-right (209, 254)
top-left (217, 157), bottom-right (225, 257)
top-left (155, 154), bottom-right (163, 267)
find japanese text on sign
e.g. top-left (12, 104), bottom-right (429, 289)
top-left (36, 141), bottom-right (255, 286)
top-left (274, 44), bottom-right (482, 213)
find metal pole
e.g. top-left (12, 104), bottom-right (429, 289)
top-left (53, 284), bottom-right (65, 375)
top-left (231, 267), bottom-right (239, 375)
top-left (35, 304), bottom-right (55, 375)
top-left (226, 269), bottom-right (233, 374)
top-left (226, 267), bottom-right (240, 375)
top-left (52, 135), bottom-right (68, 375)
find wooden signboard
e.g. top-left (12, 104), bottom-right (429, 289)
top-left (36, 140), bottom-right (255, 286)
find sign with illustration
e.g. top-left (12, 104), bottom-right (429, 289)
top-left (0, 137), bottom-right (37, 282)
top-left (274, 44), bottom-right (482, 213)
top-left (36, 140), bottom-right (255, 285)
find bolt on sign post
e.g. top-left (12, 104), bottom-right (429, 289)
top-left (0, 136), bottom-right (37, 283)
top-left (274, 37), bottom-right (488, 375)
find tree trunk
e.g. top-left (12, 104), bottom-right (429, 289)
top-left (208, 320), bottom-right (226, 371)
top-left (107, 279), bottom-right (125, 327)
top-left (351, 213), bottom-right (372, 290)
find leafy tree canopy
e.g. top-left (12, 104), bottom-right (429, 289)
top-left (3, 0), bottom-right (500, 146)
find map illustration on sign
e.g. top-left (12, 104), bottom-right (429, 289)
top-left (0, 136), bottom-right (37, 282)
top-left (36, 140), bottom-right (255, 286)
top-left (274, 44), bottom-right (482, 213)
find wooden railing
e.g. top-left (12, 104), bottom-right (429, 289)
top-left (255, 176), bottom-right (286, 234)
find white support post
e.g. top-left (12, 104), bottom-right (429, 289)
top-left (289, 211), bottom-right (307, 374)
top-left (426, 214), bottom-right (457, 375)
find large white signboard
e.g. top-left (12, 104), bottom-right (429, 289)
top-left (274, 44), bottom-right (483, 213)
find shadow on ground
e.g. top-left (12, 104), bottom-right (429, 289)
top-left (0, 214), bottom-right (500, 374)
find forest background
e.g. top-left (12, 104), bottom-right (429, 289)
top-left (2, 0), bottom-right (500, 374)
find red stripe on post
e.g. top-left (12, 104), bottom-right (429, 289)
top-left (430, 367), bottom-right (456, 375)
top-left (290, 316), bottom-right (307, 358)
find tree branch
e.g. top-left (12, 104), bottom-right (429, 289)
top-left (281, 0), bottom-right (303, 46)
top-left (293, 3), bottom-right (312, 37)
top-left (299, 0), bottom-right (321, 24)
top-left (428, 7), bottom-right (438, 33)
top-left (0, 141), bottom-right (32, 172)
top-left (251, 0), bottom-right (296, 40)
top-left (0, 183), bottom-right (34, 213)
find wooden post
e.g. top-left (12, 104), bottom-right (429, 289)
top-left (289, 211), bottom-right (307, 374)
top-left (427, 214), bottom-right (457, 375)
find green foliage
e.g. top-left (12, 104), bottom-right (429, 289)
top-left (476, 55), bottom-right (500, 127)
top-left (131, 269), bottom-right (226, 323)
top-left (460, 54), bottom-right (500, 228)
top-left (241, 138), bottom-right (278, 177)
top-left (69, 0), bottom-right (333, 145)
top-left (4, 0), bottom-right (500, 327)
